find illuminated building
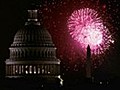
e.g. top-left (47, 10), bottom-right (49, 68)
top-left (5, 6), bottom-right (62, 85)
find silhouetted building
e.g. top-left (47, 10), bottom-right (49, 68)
top-left (86, 45), bottom-right (92, 78)
top-left (5, 6), bottom-right (62, 85)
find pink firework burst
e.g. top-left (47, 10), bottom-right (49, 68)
top-left (67, 8), bottom-right (114, 56)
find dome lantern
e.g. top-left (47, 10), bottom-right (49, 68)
top-left (27, 9), bottom-right (38, 22)
top-left (25, 6), bottom-right (40, 26)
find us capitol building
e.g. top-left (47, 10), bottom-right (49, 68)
top-left (5, 6), bottom-right (63, 86)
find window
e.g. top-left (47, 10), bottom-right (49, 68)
top-left (29, 65), bottom-right (32, 74)
top-left (42, 65), bottom-right (44, 74)
top-left (15, 65), bottom-right (18, 74)
top-left (34, 66), bottom-right (36, 74)
top-left (19, 65), bottom-right (22, 74)
top-left (38, 65), bottom-right (40, 74)
top-left (13, 65), bottom-right (15, 75)
top-left (25, 65), bottom-right (28, 74)
top-left (22, 65), bottom-right (24, 74)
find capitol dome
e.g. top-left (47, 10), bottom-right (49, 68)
top-left (8, 10), bottom-right (57, 60)
top-left (5, 7), bottom-right (62, 84)
top-left (12, 25), bottom-right (54, 47)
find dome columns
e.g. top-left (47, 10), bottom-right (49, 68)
top-left (6, 60), bottom-right (60, 77)
top-left (9, 47), bottom-right (56, 59)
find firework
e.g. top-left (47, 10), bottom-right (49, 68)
top-left (67, 8), bottom-right (114, 55)
top-left (38, 0), bottom-right (118, 68)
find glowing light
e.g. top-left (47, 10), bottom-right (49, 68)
top-left (67, 8), bottom-right (114, 55)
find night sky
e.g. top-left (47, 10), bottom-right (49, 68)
top-left (0, 0), bottom-right (120, 78)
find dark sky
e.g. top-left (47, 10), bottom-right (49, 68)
top-left (0, 0), bottom-right (120, 77)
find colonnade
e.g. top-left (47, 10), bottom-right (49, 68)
top-left (6, 64), bottom-right (60, 76)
